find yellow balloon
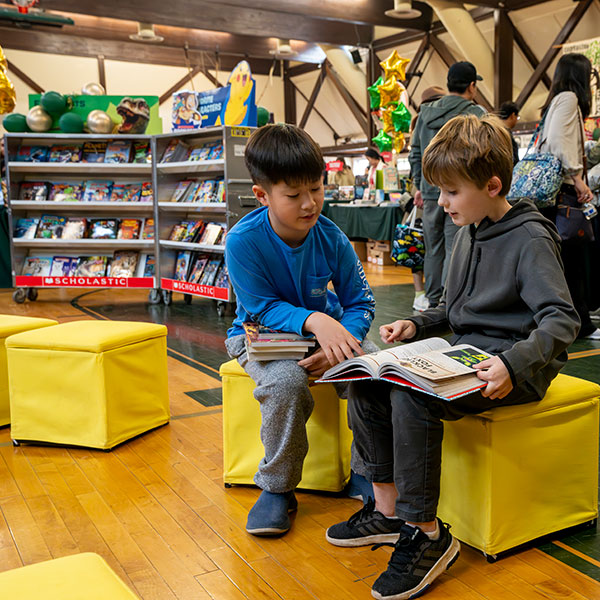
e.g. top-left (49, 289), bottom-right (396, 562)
top-left (393, 132), bottom-right (406, 153)
top-left (378, 77), bottom-right (401, 107)
top-left (382, 106), bottom-right (395, 134)
top-left (380, 50), bottom-right (411, 82)
top-left (0, 45), bottom-right (7, 72)
top-left (0, 70), bottom-right (16, 115)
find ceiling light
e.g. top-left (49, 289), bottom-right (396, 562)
top-left (270, 38), bottom-right (295, 57)
top-left (129, 22), bottom-right (164, 43)
top-left (385, 0), bottom-right (422, 19)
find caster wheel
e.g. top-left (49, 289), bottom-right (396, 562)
top-left (27, 288), bottom-right (38, 301)
top-left (148, 289), bottom-right (161, 305)
top-left (224, 483), bottom-right (232, 488)
top-left (12, 439), bottom-right (20, 446)
top-left (162, 290), bottom-right (172, 305)
top-left (12, 288), bottom-right (26, 304)
top-left (484, 553), bottom-right (498, 563)
top-left (216, 301), bottom-right (225, 317)
top-left (184, 294), bottom-right (192, 305)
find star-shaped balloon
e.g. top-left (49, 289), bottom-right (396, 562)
top-left (392, 102), bottom-right (412, 133)
top-left (378, 77), bottom-right (402, 107)
top-left (367, 76), bottom-right (383, 110)
top-left (380, 50), bottom-right (411, 82)
top-left (381, 105), bottom-right (396, 134)
top-left (0, 71), bottom-right (16, 114)
top-left (393, 132), bottom-right (406, 153)
top-left (372, 129), bottom-right (393, 153)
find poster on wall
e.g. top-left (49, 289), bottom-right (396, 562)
top-left (563, 37), bottom-right (600, 136)
top-left (172, 60), bottom-right (257, 131)
top-left (29, 95), bottom-right (163, 134)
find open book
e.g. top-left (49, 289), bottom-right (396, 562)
top-left (317, 337), bottom-right (490, 400)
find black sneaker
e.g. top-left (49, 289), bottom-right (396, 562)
top-left (326, 497), bottom-right (405, 547)
top-left (371, 519), bottom-right (460, 600)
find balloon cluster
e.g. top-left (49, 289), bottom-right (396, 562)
top-left (0, 46), bottom-right (16, 115)
top-left (2, 82), bottom-right (113, 134)
top-left (368, 50), bottom-right (412, 153)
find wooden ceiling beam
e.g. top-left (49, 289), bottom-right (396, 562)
top-left (5, 59), bottom-right (44, 93)
top-left (290, 80), bottom-right (341, 140)
top-left (299, 66), bottom-right (327, 130)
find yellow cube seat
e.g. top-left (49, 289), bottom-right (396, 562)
top-left (7, 320), bottom-right (170, 450)
top-left (220, 358), bottom-right (352, 492)
top-left (438, 373), bottom-right (600, 557)
top-left (0, 315), bottom-right (57, 427)
top-left (0, 553), bottom-right (139, 598)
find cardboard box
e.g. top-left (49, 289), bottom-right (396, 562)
top-left (350, 241), bottom-right (367, 261)
top-left (367, 245), bottom-right (394, 265)
top-left (368, 239), bottom-right (391, 252)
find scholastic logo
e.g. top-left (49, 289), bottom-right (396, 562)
top-left (173, 280), bottom-right (216, 296)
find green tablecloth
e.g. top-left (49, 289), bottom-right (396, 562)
top-left (323, 204), bottom-right (404, 243)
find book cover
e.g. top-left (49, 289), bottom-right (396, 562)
top-left (104, 140), bottom-right (132, 163)
top-left (19, 182), bottom-right (48, 201)
top-left (122, 183), bottom-right (142, 203)
top-left (82, 180), bottom-right (113, 203)
top-left (89, 219), bottom-right (118, 239)
top-left (181, 220), bottom-right (204, 243)
top-left (170, 180), bottom-right (193, 202)
top-left (22, 256), bottom-right (52, 276)
top-left (142, 254), bottom-right (156, 277)
top-left (215, 180), bottom-right (225, 203)
top-left (132, 141), bottom-right (151, 163)
top-left (117, 219), bottom-right (142, 240)
top-left (140, 181), bottom-right (153, 203)
top-left (187, 255), bottom-right (209, 283)
top-left (50, 256), bottom-right (78, 276)
top-left (141, 218), bottom-right (154, 240)
top-left (49, 182), bottom-right (83, 202)
top-left (198, 258), bottom-right (222, 286)
top-left (174, 250), bottom-right (192, 280)
top-left (48, 145), bottom-right (82, 163)
top-left (169, 222), bottom-right (187, 241)
top-left (213, 263), bottom-right (229, 289)
top-left (242, 322), bottom-right (316, 346)
top-left (188, 144), bottom-right (211, 162)
top-left (61, 217), bottom-right (87, 240)
top-left (184, 182), bottom-right (201, 203)
top-left (161, 139), bottom-right (190, 163)
top-left (74, 255), bottom-right (107, 277)
top-left (194, 180), bottom-right (215, 203)
top-left (109, 183), bottom-right (126, 202)
top-left (208, 142), bottom-right (223, 160)
top-left (14, 217), bottom-right (39, 239)
top-left (82, 141), bottom-right (108, 163)
top-left (36, 214), bottom-right (67, 239)
top-left (17, 145), bottom-right (49, 162)
top-left (110, 251), bottom-right (139, 277)
top-left (199, 222), bottom-right (223, 245)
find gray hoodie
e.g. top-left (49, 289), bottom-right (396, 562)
top-left (407, 200), bottom-right (580, 398)
top-left (409, 95), bottom-right (486, 200)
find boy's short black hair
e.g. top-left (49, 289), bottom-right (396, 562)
top-left (498, 101), bottom-right (519, 120)
top-left (244, 123), bottom-right (324, 188)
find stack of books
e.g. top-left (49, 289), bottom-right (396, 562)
top-left (243, 323), bottom-right (316, 361)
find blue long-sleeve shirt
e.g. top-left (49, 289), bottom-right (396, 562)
top-left (226, 206), bottom-right (375, 340)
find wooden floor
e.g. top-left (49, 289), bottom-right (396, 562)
top-left (1, 267), bottom-right (600, 599)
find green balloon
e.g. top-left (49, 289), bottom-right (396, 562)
top-left (391, 101), bottom-right (412, 133)
top-left (367, 76), bottom-right (383, 110)
top-left (58, 111), bottom-right (84, 133)
top-left (372, 129), bottom-right (393, 152)
top-left (2, 113), bottom-right (30, 132)
top-left (257, 106), bottom-right (270, 127)
top-left (40, 91), bottom-right (67, 116)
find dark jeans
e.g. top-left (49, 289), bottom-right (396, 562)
top-left (347, 380), bottom-right (540, 522)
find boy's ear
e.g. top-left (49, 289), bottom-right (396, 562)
top-left (487, 176), bottom-right (503, 198)
top-left (253, 184), bottom-right (269, 207)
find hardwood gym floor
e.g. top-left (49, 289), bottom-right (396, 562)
top-left (1, 261), bottom-right (600, 599)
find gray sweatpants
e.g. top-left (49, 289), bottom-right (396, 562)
top-left (225, 334), bottom-right (379, 493)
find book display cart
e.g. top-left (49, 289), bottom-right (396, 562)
top-left (4, 133), bottom-right (158, 304)
top-left (154, 126), bottom-right (257, 316)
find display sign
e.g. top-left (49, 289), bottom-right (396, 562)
top-left (16, 275), bottom-right (155, 288)
top-left (326, 160), bottom-right (344, 172)
top-left (161, 277), bottom-right (229, 300)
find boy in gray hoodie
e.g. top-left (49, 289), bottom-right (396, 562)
top-left (326, 114), bottom-right (580, 600)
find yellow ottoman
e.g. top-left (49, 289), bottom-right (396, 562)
top-left (438, 373), bottom-right (600, 557)
top-left (220, 358), bottom-right (352, 492)
top-left (0, 553), bottom-right (139, 598)
top-left (0, 315), bottom-right (57, 427)
top-left (7, 320), bottom-right (169, 450)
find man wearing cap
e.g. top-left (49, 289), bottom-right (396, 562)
top-left (409, 61), bottom-right (485, 308)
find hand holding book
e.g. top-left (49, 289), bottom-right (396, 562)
top-left (472, 355), bottom-right (513, 400)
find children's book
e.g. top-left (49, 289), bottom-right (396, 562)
top-left (198, 223), bottom-right (223, 245)
top-left (132, 141), bottom-right (151, 163)
top-left (19, 182), bottom-right (48, 201)
top-left (13, 217), bottom-right (39, 239)
top-left (242, 322), bottom-right (316, 361)
top-left (208, 142), bottom-right (223, 160)
top-left (61, 217), bottom-right (87, 240)
top-left (75, 256), bottom-right (107, 277)
top-left (187, 254), bottom-right (209, 283)
top-left (17, 145), bottom-right (49, 162)
top-left (82, 180), bottom-right (113, 203)
top-left (50, 256), bottom-right (78, 276)
top-left (22, 256), bottom-right (52, 276)
top-left (181, 220), bottom-right (204, 243)
top-left (48, 145), bottom-right (82, 163)
top-left (198, 258), bottom-right (222, 286)
top-left (193, 180), bottom-right (215, 203)
top-left (317, 338), bottom-right (491, 400)
top-left (161, 139), bottom-right (190, 163)
top-left (142, 254), bottom-right (156, 278)
top-left (117, 219), bottom-right (142, 240)
top-left (188, 144), bottom-right (211, 162)
top-left (170, 180), bottom-right (193, 202)
top-left (36, 215), bottom-right (67, 239)
top-left (109, 251), bottom-right (139, 277)
top-left (89, 219), bottom-right (118, 239)
top-left (140, 181), bottom-right (153, 203)
top-left (104, 140), bottom-right (132, 163)
top-left (122, 183), bottom-right (142, 203)
top-left (184, 182), bottom-right (201, 203)
top-left (174, 250), bottom-right (192, 280)
top-left (49, 182), bottom-right (83, 202)
top-left (82, 141), bottom-right (108, 163)
top-left (141, 218), bottom-right (154, 240)
top-left (213, 263), bottom-right (229, 289)
top-left (109, 183), bottom-right (126, 202)
top-left (215, 180), bottom-right (225, 203)
top-left (169, 222), bottom-right (187, 241)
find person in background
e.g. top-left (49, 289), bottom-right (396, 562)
top-left (498, 101), bottom-right (521, 166)
top-left (328, 156), bottom-right (355, 187)
top-left (365, 147), bottom-right (384, 199)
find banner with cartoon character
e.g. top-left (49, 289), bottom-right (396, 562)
top-left (172, 60), bottom-right (257, 131)
top-left (29, 95), bottom-right (162, 134)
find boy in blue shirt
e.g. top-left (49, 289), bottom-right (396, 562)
top-left (225, 124), bottom-right (377, 536)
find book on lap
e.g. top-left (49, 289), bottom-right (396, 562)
top-left (317, 337), bottom-right (490, 400)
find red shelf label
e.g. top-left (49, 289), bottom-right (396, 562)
top-left (15, 276), bottom-right (155, 289)
top-left (161, 278), bottom-right (229, 300)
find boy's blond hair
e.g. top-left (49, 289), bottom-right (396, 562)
top-left (422, 114), bottom-right (513, 196)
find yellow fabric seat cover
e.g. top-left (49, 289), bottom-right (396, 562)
top-left (0, 553), bottom-right (139, 598)
top-left (0, 314), bottom-right (57, 427)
